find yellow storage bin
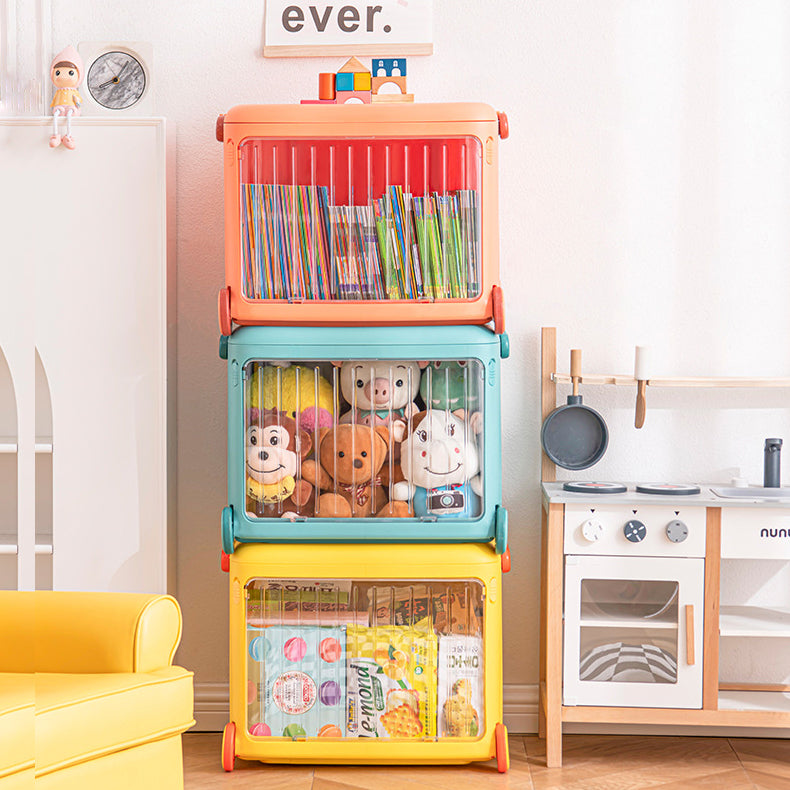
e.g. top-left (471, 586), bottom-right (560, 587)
top-left (223, 542), bottom-right (508, 772)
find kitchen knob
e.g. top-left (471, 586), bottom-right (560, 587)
top-left (666, 519), bottom-right (689, 543)
top-left (581, 518), bottom-right (604, 542)
top-left (623, 519), bottom-right (647, 543)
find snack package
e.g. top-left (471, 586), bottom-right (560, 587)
top-left (247, 579), bottom-right (354, 626)
top-left (247, 625), bottom-right (346, 738)
top-left (438, 635), bottom-right (484, 738)
top-left (346, 622), bottom-right (438, 738)
top-left (367, 584), bottom-right (482, 635)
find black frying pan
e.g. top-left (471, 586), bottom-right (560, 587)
top-left (541, 349), bottom-right (608, 470)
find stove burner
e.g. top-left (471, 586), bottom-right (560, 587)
top-left (563, 482), bottom-right (627, 494)
top-left (635, 483), bottom-right (701, 496)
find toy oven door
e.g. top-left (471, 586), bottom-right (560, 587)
top-left (563, 554), bottom-right (704, 709)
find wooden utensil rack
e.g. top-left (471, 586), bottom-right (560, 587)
top-left (541, 327), bottom-right (790, 481)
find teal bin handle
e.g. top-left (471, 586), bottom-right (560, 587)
top-left (221, 506), bottom-right (235, 554)
top-left (495, 506), bottom-right (508, 554)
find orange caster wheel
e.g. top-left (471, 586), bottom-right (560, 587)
top-left (501, 545), bottom-right (511, 573)
top-left (497, 111), bottom-right (509, 139)
top-left (218, 287), bottom-right (232, 336)
top-left (221, 721), bottom-right (236, 772)
top-left (495, 722), bottom-right (509, 773)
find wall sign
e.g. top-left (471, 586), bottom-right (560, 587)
top-left (264, 0), bottom-right (433, 57)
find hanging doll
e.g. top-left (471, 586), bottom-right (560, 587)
top-left (49, 46), bottom-right (83, 150)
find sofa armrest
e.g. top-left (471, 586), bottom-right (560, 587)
top-left (0, 592), bottom-right (182, 674)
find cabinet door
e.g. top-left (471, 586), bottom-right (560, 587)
top-left (563, 555), bottom-right (704, 708)
top-left (1, 119), bottom-right (167, 593)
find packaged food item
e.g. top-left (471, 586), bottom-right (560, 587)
top-left (346, 622), bottom-right (438, 738)
top-left (247, 625), bottom-right (346, 738)
top-left (367, 584), bottom-right (482, 635)
top-left (246, 579), bottom-right (360, 626)
top-left (438, 635), bottom-right (484, 738)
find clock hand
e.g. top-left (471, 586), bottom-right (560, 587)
top-left (97, 62), bottom-right (129, 90)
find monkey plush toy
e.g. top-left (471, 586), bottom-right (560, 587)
top-left (245, 409), bottom-right (314, 518)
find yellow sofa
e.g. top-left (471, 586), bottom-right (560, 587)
top-left (0, 592), bottom-right (194, 789)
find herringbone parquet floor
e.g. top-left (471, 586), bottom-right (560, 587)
top-left (183, 732), bottom-right (790, 789)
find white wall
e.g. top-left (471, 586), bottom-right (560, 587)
top-left (50, 0), bottom-right (790, 731)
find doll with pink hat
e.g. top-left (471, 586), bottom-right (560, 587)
top-left (50, 46), bottom-right (83, 150)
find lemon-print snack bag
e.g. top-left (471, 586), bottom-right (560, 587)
top-left (346, 623), bottom-right (438, 738)
top-left (437, 635), bottom-right (484, 737)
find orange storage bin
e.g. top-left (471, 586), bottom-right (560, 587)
top-left (217, 103), bottom-right (507, 334)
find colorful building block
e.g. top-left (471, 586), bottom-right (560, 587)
top-left (335, 72), bottom-right (354, 92)
top-left (371, 58), bottom-right (407, 77)
top-left (353, 72), bottom-right (371, 91)
top-left (336, 90), bottom-right (371, 105)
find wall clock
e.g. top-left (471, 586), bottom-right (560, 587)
top-left (78, 43), bottom-right (154, 115)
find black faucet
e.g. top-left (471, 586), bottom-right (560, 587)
top-left (764, 438), bottom-right (783, 488)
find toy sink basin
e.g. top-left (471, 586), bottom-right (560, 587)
top-left (711, 486), bottom-right (790, 500)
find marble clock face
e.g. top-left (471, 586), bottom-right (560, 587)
top-left (86, 51), bottom-right (146, 110)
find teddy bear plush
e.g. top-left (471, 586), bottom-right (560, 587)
top-left (301, 423), bottom-right (411, 518)
top-left (392, 409), bottom-right (482, 519)
top-left (245, 409), bottom-right (314, 518)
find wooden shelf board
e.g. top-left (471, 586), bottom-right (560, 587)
top-left (580, 602), bottom-right (678, 630)
top-left (720, 605), bottom-right (790, 637)
top-left (562, 702), bottom-right (790, 727)
top-left (552, 374), bottom-right (790, 388)
top-left (719, 690), bottom-right (790, 713)
top-left (0, 438), bottom-right (53, 454)
top-left (0, 534), bottom-right (53, 556)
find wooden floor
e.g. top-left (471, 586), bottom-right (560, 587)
top-left (183, 732), bottom-right (790, 789)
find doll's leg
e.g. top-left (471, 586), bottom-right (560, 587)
top-left (50, 107), bottom-right (63, 147)
top-left (62, 108), bottom-right (76, 150)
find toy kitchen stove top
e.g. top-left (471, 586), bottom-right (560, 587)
top-left (563, 482), bottom-right (701, 496)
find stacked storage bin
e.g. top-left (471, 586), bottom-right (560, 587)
top-left (216, 102), bottom-right (511, 772)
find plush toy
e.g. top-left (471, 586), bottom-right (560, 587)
top-left (337, 361), bottom-right (422, 432)
top-left (247, 364), bottom-right (334, 432)
top-left (392, 409), bottom-right (482, 519)
top-left (419, 361), bottom-right (481, 412)
top-left (245, 409), bottom-right (314, 518)
top-left (336, 360), bottom-right (424, 486)
top-left (301, 423), bottom-right (410, 518)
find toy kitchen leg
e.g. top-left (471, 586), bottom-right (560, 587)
top-left (540, 501), bottom-right (564, 767)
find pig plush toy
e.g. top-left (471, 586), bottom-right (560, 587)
top-left (337, 361), bottom-right (423, 441)
top-left (392, 409), bottom-right (482, 519)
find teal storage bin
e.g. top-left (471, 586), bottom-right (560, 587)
top-left (222, 325), bottom-right (508, 553)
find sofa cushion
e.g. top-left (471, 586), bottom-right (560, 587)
top-left (0, 674), bottom-right (35, 779)
top-left (35, 667), bottom-right (194, 776)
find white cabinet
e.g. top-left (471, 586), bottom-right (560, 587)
top-left (0, 118), bottom-right (168, 593)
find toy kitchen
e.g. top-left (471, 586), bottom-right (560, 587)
top-left (537, 328), bottom-right (790, 767)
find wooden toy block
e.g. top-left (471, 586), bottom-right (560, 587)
top-left (300, 99), bottom-right (337, 104)
top-left (371, 93), bottom-right (414, 103)
top-left (354, 72), bottom-right (372, 91)
top-left (371, 58), bottom-right (407, 77)
top-left (338, 56), bottom-right (368, 74)
top-left (335, 72), bottom-right (354, 92)
top-left (371, 75), bottom-right (408, 95)
top-left (318, 72), bottom-right (336, 100)
top-left (336, 90), bottom-right (371, 105)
